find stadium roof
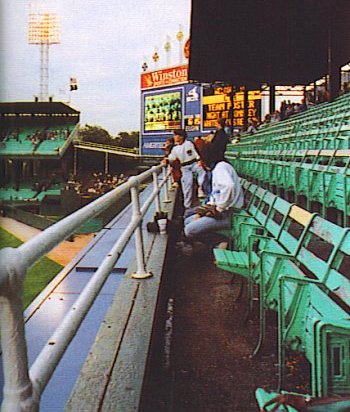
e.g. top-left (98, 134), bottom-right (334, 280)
top-left (189, 0), bottom-right (350, 87)
top-left (0, 102), bottom-right (80, 115)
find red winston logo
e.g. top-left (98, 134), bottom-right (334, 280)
top-left (141, 65), bottom-right (188, 89)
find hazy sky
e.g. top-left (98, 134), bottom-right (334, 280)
top-left (0, 0), bottom-right (191, 134)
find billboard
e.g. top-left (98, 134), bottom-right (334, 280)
top-left (141, 65), bottom-right (188, 89)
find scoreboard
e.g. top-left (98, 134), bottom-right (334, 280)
top-left (140, 65), bottom-right (261, 156)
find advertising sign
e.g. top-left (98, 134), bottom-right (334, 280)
top-left (141, 65), bottom-right (188, 89)
top-left (141, 135), bottom-right (168, 157)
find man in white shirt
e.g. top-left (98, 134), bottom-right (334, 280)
top-left (167, 129), bottom-right (204, 209)
top-left (182, 144), bottom-right (244, 252)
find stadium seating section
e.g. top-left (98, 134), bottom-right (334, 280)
top-left (216, 94), bottom-right (350, 409)
top-left (227, 92), bottom-right (350, 226)
top-left (0, 125), bottom-right (75, 201)
top-left (0, 124), bottom-right (75, 156)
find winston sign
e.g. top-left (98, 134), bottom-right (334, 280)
top-left (141, 65), bottom-right (188, 89)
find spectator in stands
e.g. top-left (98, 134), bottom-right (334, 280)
top-left (341, 82), bottom-right (350, 95)
top-left (260, 113), bottom-right (271, 127)
top-left (298, 98), bottom-right (307, 112)
top-left (32, 178), bottom-right (51, 199)
top-left (167, 129), bottom-right (203, 210)
top-left (194, 136), bottom-right (207, 198)
top-left (211, 118), bottom-right (230, 158)
top-left (247, 119), bottom-right (258, 134)
top-left (163, 137), bottom-right (181, 185)
top-left (270, 111), bottom-right (281, 123)
top-left (232, 133), bottom-right (241, 144)
top-left (178, 143), bottom-right (244, 256)
top-left (284, 103), bottom-right (294, 118)
top-left (194, 136), bottom-right (205, 156)
top-left (279, 100), bottom-right (287, 120)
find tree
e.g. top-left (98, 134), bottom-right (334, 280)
top-left (78, 124), bottom-right (113, 145)
top-left (116, 131), bottom-right (139, 149)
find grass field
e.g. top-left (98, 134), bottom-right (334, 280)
top-left (0, 227), bottom-right (63, 308)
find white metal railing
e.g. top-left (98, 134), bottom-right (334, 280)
top-left (73, 139), bottom-right (140, 157)
top-left (0, 164), bottom-right (172, 412)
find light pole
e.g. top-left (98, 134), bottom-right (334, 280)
top-left (28, 4), bottom-right (60, 102)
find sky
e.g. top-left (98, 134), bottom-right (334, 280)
top-left (0, 0), bottom-right (191, 135)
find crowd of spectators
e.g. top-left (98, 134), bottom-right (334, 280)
top-left (244, 98), bottom-right (309, 135)
top-left (0, 127), bottom-right (71, 150)
top-left (64, 172), bottom-right (127, 196)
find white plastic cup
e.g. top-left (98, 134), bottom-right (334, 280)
top-left (157, 218), bottom-right (167, 235)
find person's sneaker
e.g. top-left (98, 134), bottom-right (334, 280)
top-left (216, 241), bottom-right (228, 250)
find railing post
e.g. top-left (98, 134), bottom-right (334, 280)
top-left (162, 167), bottom-right (171, 203)
top-left (166, 165), bottom-right (172, 192)
top-left (152, 169), bottom-right (162, 213)
top-left (130, 182), bottom-right (153, 279)
top-left (0, 248), bottom-right (39, 412)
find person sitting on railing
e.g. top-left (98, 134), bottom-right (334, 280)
top-left (177, 144), bottom-right (244, 256)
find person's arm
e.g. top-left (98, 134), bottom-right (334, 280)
top-left (213, 168), bottom-right (235, 212)
top-left (167, 145), bottom-right (177, 162)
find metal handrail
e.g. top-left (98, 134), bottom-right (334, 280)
top-left (0, 164), bottom-right (171, 411)
top-left (73, 140), bottom-right (139, 154)
top-left (59, 123), bottom-right (80, 156)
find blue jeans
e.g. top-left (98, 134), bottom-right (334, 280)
top-left (184, 210), bottom-right (231, 245)
top-left (181, 163), bottom-right (205, 208)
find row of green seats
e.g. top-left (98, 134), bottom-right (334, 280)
top-left (229, 93), bottom-right (350, 153)
top-left (227, 149), bottom-right (350, 226)
top-left (1, 125), bottom-right (74, 156)
top-left (213, 180), bottom-right (350, 405)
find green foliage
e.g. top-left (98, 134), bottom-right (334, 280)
top-left (117, 131), bottom-right (139, 149)
top-left (78, 124), bottom-right (139, 149)
top-left (78, 124), bottom-right (113, 145)
top-left (0, 228), bottom-right (63, 308)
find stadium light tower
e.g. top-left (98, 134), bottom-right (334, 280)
top-left (28, 4), bottom-right (60, 101)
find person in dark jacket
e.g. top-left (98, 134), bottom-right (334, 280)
top-left (211, 118), bottom-right (229, 159)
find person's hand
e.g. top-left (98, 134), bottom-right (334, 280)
top-left (195, 204), bottom-right (223, 219)
top-left (261, 393), bottom-right (310, 411)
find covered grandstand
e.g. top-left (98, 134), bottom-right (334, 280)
top-left (0, 102), bottom-right (79, 203)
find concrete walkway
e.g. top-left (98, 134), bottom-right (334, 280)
top-left (0, 217), bottom-right (94, 266)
